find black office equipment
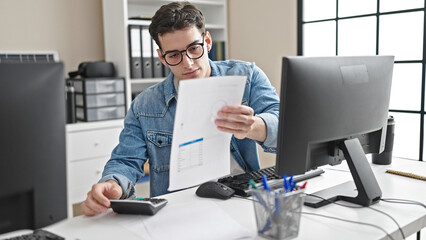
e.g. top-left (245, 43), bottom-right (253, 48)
top-left (68, 61), bottom-right (116, 78)
top-left (66, 81), bottom-right (76, 123)
top-left (196, 181), bottom-right (235, 200)
top-left (372, 116), bottom-right (395, 165)
top-left (0, 63), bottom-right (67, 234)
top-left (276, 56), bottom-right (394, 208)
top-left (2, 229), bottom-right (65, 240)
top-left (218, 166), bottom-right (324, 197)
top-left (110, 198), bottom-right (168, 215)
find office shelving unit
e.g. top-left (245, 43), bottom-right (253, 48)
top-left (102, 0), bottom-right (228, 104)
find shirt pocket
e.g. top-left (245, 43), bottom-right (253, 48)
top-left (146, 131), bottom-right (173, 173)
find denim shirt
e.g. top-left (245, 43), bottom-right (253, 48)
top-left (100, 59), bottom-right (280, 198)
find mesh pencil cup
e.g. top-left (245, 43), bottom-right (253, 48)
top-left (252, 188), bottom-right (304, 240)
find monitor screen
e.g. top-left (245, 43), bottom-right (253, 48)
top-left (276, 56), bottom-right (394, 208)
top-left (0, 63), bottom-right (67, 233)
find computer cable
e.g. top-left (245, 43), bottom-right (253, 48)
top-left (306, 193), bottom-right (405, 240)
top-left (366, 206), bottom-right (405, 239)
top-left (232, 195), bottom-right (259, 202)
top-left (300, 211), bottom-right (395, 240)
top-left (380, 198), bottom-right (426, 209)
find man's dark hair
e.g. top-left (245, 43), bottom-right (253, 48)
top-left (149, 1), bottom-right (205, 49)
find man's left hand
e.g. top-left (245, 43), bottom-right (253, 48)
top-left (215, 105), bottom-right (266, 142)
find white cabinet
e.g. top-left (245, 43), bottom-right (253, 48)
top-left (66, 120), bottom-right (123, 217)
top-left (102, 0), bottom-right (228, 102)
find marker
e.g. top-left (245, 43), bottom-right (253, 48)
top-left (261, 174), bottom-right (271, 192)
top-left (288, 175), bottom-right (294, 187)
top-left (290, 181), bottom-right (297, 191)
top-left (300, 181), bottom-right (308, 189)
top-left (249, 179), bottom-right (258, 189)
top-left (282, 174), bottom-right (288, 192)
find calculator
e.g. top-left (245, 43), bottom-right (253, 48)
top-left (110, 198), bottom-right (168, 215)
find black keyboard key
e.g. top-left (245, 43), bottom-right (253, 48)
top-left (4, 229), bottom-right (64, 240)
top-left (218, 166), bottom-right (324, 197)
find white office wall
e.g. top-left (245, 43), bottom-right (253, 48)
top-left (0, 0), bottom-right (297, 168)
top-left (228, 0), bottom-right (297, 93)
top-left (0, 0), bottom-right (105, 75)
top-left (228, 0), bottom-right (298, 166)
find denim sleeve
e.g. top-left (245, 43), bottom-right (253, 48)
top-left (98, 174), bottom-right (136, 199)
top-left (100, 101), bottom-right (147, 199)
top-left (249, 63), bottom-right (280, 152)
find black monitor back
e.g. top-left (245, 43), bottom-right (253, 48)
top-left (0, 63), bottom-right (67, 233)
top-left (276, 56), bottom-right (394, 176)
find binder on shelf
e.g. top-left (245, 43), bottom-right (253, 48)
top-left (208, 42), bottom-right (217, 61)
top-left (152, 38), bottom-right (164, 78)
top-left (164, 66), bottom-right (171, 77)
top-left (128, 25), bottom-right (142, 79)
top-left (208, 41), bottom-right (225, 61)
top-left (216, 41), bottom-right (225, 61)
top-left (141, 26), bottom-right (153, 78)
top-left (128, 23), bottom-right (169, 79)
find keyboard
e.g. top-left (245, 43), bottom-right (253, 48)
top-left (110, 198), bottom-right (168, 215)
top-left (3, 229), bottom-right (64, 240)
top-left (218, 166), bottom-right (325, 197)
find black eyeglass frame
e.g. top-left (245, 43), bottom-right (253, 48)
top-left (161, 33), bottom-right (205, 66)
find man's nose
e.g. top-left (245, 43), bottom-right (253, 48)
top-left (181, 52), bottom-right (194, 66)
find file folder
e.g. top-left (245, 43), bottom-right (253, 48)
top-left (208, 42), bottom-right (217, 61)
top-left (164, 66), bottom-right (171, 77)
top-left (128, 25), bottom-right (142, 79)
top-left (216, 41), bottom-right (224, 60)
top-left (141, 26), bottom-right (153, 78)
top-left (152, 38), bottom-right (164, 78)
top-left (208, 42), bottom-right (226, 61)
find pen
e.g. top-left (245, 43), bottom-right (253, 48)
top-left (282, 174), bottom-right (288, 192)
top-left (290, 181), bottom-right (297, 191)
top-left (288, 175), bottom-right (294, 186)
top-left (261, 174), bottom-right (271, 192)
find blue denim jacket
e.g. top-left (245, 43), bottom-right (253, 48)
top-left (100, 59), bottom-right (280, 197)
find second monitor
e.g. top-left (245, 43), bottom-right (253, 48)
top-left (276, 55), bottom-right (394, 208)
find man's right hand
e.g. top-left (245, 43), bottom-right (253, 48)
top-left (81, 180), bottom-right (123, 216)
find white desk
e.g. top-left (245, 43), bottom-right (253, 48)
top-left (44, 158), bottom-right (426, 240)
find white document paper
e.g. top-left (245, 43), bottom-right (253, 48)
top-left (119, 201), bottom-right (254, 240)
top-left (168, 76), bottom-right (246, 191)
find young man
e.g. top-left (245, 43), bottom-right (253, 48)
top-left (81, 1), bottom-right (279, 216)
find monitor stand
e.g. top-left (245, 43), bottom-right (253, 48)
top-left (304, 138), bottom-right (382, 208)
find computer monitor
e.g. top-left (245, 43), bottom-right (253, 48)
top-left (276, 55), bottom-right (394, 208)
top-left (0, 63), bottom-right (67, 233)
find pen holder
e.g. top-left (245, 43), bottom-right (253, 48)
top-left (252, 188), bottom-right (304, 240)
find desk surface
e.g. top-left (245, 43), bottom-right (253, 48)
top-left (45, 158), bottom-right (426, 240)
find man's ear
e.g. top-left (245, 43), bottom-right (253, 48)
top-left (157, 49), bottom-right (167, 66)
top-left (205, 31), bottom-right (213, 53)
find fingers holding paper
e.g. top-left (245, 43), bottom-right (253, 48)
top-left (215, 105), bottom-right (267, 142)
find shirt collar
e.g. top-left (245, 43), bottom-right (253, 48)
top-left (163, 72), bottom-right (177, 106)
top-left (163, 59), bottom-right (218, 106)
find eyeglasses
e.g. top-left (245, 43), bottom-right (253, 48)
top-left (161, 33), bottom-right (205, 66)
